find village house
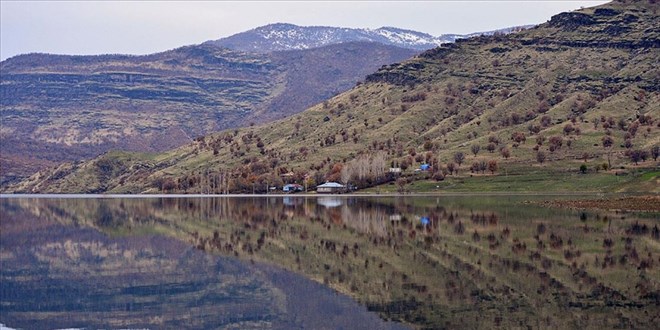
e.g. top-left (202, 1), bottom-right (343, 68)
top-left (282, 183), bottom-right (304, 193)
top-left (316, 182), bottom-right (345, 194)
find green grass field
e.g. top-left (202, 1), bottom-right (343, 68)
top-left (362, 168), bottom-right (658, 194)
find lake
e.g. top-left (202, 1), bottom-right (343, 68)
top-left (1, 195), bottom-right (658, 329)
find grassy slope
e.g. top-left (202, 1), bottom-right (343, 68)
top-left (7, 0), bottom-right (659, 194)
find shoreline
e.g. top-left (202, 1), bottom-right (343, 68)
top-left (536, 195), bottom-right (660, 212)
top-left (2, 191), bottom-right (657, 199)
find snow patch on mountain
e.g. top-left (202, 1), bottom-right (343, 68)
top-left (207, 23), bottom-right (533, 53)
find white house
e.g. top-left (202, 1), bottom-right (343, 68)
top-left (316, 182), bottom-right (345, 193)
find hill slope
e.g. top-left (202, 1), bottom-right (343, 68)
top-left (8, 0), bottom-right (659, 194)
top-left (0, 42), bottom-right (416, 185)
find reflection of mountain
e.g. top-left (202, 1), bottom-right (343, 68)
top-left (4, 196), bottom-right (659, 329)
top-left (0, 199), bottom-right (406, 330)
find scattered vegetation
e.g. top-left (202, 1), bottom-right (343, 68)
top-left (10, 195), bottom-right (659, 328)
top-left (6, 0), bottom-right (659, 194)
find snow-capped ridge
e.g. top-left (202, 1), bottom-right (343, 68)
top-left (207, 23), bottom-right (534, 53)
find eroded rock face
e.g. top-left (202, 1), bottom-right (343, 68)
top-left (594, 8), bottom-right (621, 17)
top-left (518, 2), bottom-right (658, 50)
top-left (548, 12), bottom-right (596, 29)
top-left (365, 62), bottom-right (425, 86)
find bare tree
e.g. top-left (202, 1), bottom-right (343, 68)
top-left (356, 155), bottom-right (370, 181)
top-left (341, 164), bottom-right (354, 186)
top-left (602, 135), bottom-right (614, 168)
top-left (453, 152), bottom-right (465, 167)
top-left (447, 162), bottom-right (456, 175)
top-left (371, 152), bottom-right (388, 181)
top-left (479, 160), bottom-right (487, 174)
top-left (471, 144), bottom-right (481, 157)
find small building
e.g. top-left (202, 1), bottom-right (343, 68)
top-left (389, 167), bottom-right (402, 174)
top-left (316, 182), bottom-right (345, 194)
top-left (420, 164), bottom-right (431, 171)
top-left (283, 183), bottom-right (304, 193)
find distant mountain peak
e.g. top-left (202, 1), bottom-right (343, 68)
top-left (206, 23), bottom-right (532, 53)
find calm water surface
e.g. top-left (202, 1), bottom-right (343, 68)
top-left (1, 195), bottom-right (658, 329)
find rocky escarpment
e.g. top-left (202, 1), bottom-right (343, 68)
top-left (366, 0), bottom-right (658, 88)
top-left (524, 3), bottom-right (659, 48)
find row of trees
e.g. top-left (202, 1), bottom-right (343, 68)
top-left (338, 152), bottom-right (389, 187)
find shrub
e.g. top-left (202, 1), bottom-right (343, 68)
top-left (500, 147), bottom-right (511, 159)
top-left (548, 136), bottom-right (563, 152)
top-left (488, 160), bottom-right (498, 174)
top-left (536, 151), bottom-right (546, 164)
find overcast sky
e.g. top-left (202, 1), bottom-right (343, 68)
top-left (1, 1), bottom-right (609, 61)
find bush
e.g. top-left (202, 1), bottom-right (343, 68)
top-left (536, 151), bottom-right (546, 164)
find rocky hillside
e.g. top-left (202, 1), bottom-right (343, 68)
top-left (8, 0), bottom-right (659, 194)
top-left (207, 23), bottom-right (531, 53)
top-left (0, 42), bottom-right (416, 185)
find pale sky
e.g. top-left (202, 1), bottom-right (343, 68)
top-left (0, 1), bottom-right (610, 61)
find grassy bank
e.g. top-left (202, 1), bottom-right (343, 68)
top-left (362, 168), bottom-right (659, 194)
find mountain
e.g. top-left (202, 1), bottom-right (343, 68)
top-left (0, 42), bottom-right (416, 186)
top-left (0, 21), bottom-right (529, 187)
top-left (7, 0), bottom-right (660, 194)
top-left (207, 23), bottom-right (531, 53)
top-left (251, 41), bottom-right (417, 123)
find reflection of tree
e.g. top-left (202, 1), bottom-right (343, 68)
top-left (341, 205), bottom-right (389, 237)
top-left (95, 202), bottom-right (117, 227)
top-left (9, 196), bottom-right (660, 329)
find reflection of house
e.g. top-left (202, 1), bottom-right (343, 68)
top-left (283, 197), bottom-right (304, 206)
top-left (389, 214), bottom-right (402, 221)
top-left (316, 182), bottom-right (345, 193)
top-left (317, 197), bottom-right (343, 208)
top-left (283, 184), bottom-right (304, 193)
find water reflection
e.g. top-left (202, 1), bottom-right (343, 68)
top-left (1, 195), bottom-right (659, 329)
top-left (317, 197), bottom-right (343, 208)
top-left (0, 197), bottom-right (407, 330)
